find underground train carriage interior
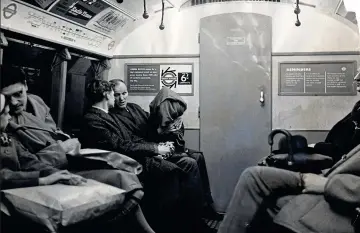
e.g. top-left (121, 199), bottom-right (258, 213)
top-left (0, 0), bottom-right (360, 232)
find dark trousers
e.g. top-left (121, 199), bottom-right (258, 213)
top-left (218, 166), bottom-right (301, 233)
top-left (167, 155), bottom-right (204, 211)
top-left (186, 149), bottom-right (214, 206)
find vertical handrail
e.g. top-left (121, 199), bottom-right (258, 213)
top-left (51, 48), bottom-right (71, 129)
top-left (57, 60), bottom-right (67, 129)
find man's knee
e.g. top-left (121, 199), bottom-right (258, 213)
top-left (242, 166), bottom-right (263, 178)
top-left (241, 166), bottom-right (280, 179)
top-left (240, 166), bottom-right (299, 191)
top-left (188, 151), bottom-right (204, 162)
top-left (179, 157), bottom-right (198, 168)
top-left (239, 166), bottom-right (268, 187)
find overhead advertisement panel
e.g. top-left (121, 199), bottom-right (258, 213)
top-left (48, 0), bottom-right (132, 36)
top-left (49, 0), bottom-right (109, 25)
top-left (34, 0), bottom-right (57, 9)
top-left (1, 0), bottom-right (116, 57)
top-left (1, 0), bottom-right (133, 56)
top-left (87, 8), bottom-right (130, 35)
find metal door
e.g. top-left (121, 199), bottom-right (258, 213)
top-left (199, 13), bottom-right (272, 211)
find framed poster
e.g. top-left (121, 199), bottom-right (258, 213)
top-left (279, 61), bottom-right (357, 96)
top-left (125, 63), bottom-right (194, 96)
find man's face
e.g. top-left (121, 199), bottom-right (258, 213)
top-left (354, 67), bottom-right (360, 92)
top-left (1, 83), bottom-right (28, 115)
top-left (113, 82), bottom-right (128, 109)
top-left (0, 105), bottom-right (12, 131)
top-left (107, 90), bottom-right (115, 109)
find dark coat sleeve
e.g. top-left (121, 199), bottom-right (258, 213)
top-left (82, 115), bottom-right (159, 159)
top-left (0, 140), bottom-right (59, 190)
top-left (15, 140), bottom-right (59, 176)
top-left (0, 168), bottom-right (40, 189)
top-left (132, 103), bottom-right (150, 119)
top-left (314, 142), bottom-right (339, 157)
top-left (324, 174), bottom-right (360, 209)
top-left (315, 109), bottom-right (360, 163)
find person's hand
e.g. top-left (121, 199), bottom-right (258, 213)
top-left (165, 142), bottom-right (175, 152)
top-left (39, 171), bottom-right (87, 186)
top-left (39, 170), bottom-right (72, 185)
top-left (301, 173), bottom-right (328, 194)
top-left (157, 144), bottom-right (173, 159)
top-left (61, 174), bottom-right (87, 186)
top-left (59, 138), bottom-right (81, 154)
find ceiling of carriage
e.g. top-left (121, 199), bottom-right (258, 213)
top-left (0, 0), bottom-right (357, 58)
top-left (113, 0), bottom-right (357, 23)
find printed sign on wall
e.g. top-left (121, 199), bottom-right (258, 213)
top-left (279, 61), bottom-right (357, 96)
top-left (126, 63), bottom-right (194, 96)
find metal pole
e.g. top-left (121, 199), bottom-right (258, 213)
top-left (57, 60), bottom-right (67, 129)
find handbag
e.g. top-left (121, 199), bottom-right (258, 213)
top-left (258, 129), bottom-right (333, 173)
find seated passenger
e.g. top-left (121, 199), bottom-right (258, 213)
top-left (0, 94), bottom-right (86, 189)
top-left (312, 68), bottom-right (360, 163)
top-left (1, 65), bottom-right (80, 166)
top-left (0, 94), bottom-right (155, 233)
top-left (0, 66), bottom-right (155, 232)
top-left (218, 70), bottom-right (360, 233)
top-left (218, 148), bottom-right (360, 233)
top-left (109, 79), bottom-right (222, 219)
top-left (80, 79), bottom-right (209, 233)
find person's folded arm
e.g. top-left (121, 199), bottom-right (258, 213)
top-left (15, 140), bottom-right (59, 176)
top-left (324, 173), bottom-right (360, 209)
top-left (0, 168), bottom-right (40, 189)
top-left (83, 120), bottom-right (158, 159)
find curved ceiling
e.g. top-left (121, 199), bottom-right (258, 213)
top-left (107, 0), bottom-right (187, 19)
top-left (1, 0), bottom-right (357, 58)
top-left (114, 0), bottom-right (357, 25)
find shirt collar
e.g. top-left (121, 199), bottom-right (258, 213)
top-left (92, 106), bottom-right (108, 114)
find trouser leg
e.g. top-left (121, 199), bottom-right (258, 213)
top-left (168, 156), bottom-right (204, 205)
top-left (167, 156), bottom-right (205, 231)
top-left (218, 166), bottom-right (301, 233)
top-left (188, 150), bottom-right (214, 205)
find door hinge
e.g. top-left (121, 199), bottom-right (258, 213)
top-left (198, 33), bottom-right (200, 44)
top-left (198, 108), bottom-right (200, 118)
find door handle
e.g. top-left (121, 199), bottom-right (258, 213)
top-left (259, 90), bottom-right (265, 106)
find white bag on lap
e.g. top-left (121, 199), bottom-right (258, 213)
top-left (1, 179), bottom-right (126, 233)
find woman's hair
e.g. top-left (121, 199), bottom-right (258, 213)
top-left (85, 79), bottom-right (113, 105)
